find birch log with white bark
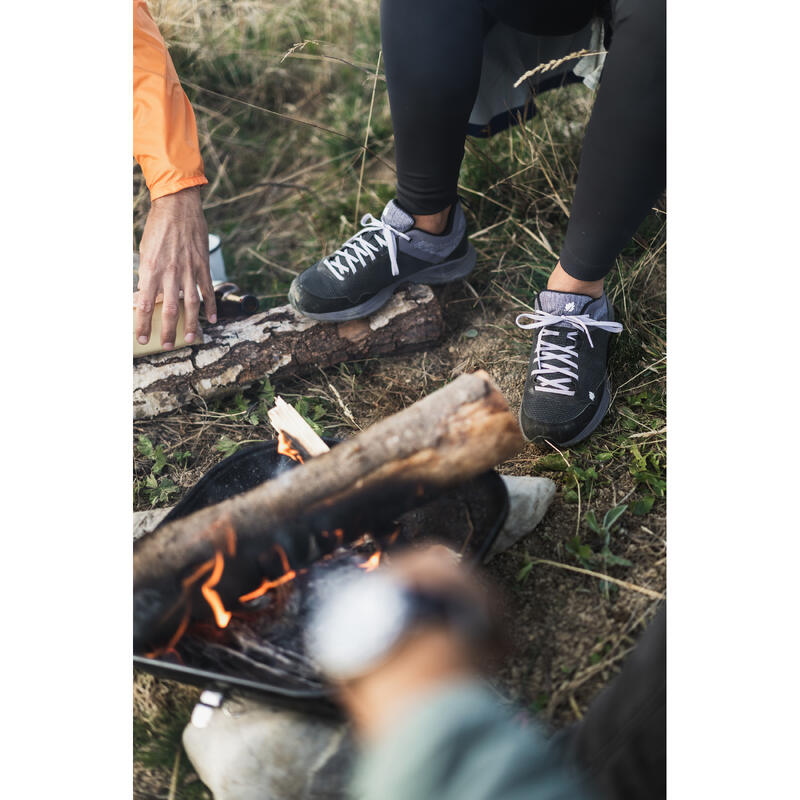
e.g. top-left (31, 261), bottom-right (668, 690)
top-left (133, 284), bottom-right (443, 419)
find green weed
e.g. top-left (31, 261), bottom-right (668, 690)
top-left (134, 435), bottom-right (194, 508)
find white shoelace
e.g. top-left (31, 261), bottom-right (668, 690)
top-left (323, 214), bottom-right (411, 281)
top-left (516, 310), bottom-right (623, 396)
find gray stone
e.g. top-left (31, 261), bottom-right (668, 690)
top-left (132, 506), bottom-right (173, 541)
top-left (182, 693), bottom-right (355, 800)
top-left (484, 475), bottom-right (557, 562)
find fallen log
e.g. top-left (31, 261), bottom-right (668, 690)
top-left (133, 284), bottom-right (443, 419)
top-left (133, 371), bottom-right (523, 650)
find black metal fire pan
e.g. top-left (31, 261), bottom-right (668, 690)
top-left (134, 438), bottom-right (508, 709)
top-left (132, 652), bottom-right (342, 716)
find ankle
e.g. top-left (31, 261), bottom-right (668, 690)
top-left (413, 206), bottom-right (451, 235)
top-left (547, 262), bottom-right (604, 299)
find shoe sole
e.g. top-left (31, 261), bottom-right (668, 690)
top-left (291, 244), bottom-right (477, 322)
top-left (519, 378), bottom-right (613, 449)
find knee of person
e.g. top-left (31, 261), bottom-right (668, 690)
top-left (389, 62), bottom-right (478, 112)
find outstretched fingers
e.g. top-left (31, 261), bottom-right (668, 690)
top-left (159, 275), bottom-right (180, 350)
top-left (135, 275), bottom-right (158, 345)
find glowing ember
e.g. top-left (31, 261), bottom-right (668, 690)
top-left (277, 431), bottom-right (303, 463)
top-left (239, 545), bottom-right (297, 603)
top-left (201, 551), bottom-right (232, 628)
top-left (357, 551), bottom-right (382, 571)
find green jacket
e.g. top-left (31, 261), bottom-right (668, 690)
top-left (351, 680), bottom-right (593, 800)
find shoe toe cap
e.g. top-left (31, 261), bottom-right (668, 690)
top-left (519, 393), bottom-right (598, 446)
top-left (289, 268), bottom-right (360, 316)
top-left (289, 268), bottom-right (333, 313)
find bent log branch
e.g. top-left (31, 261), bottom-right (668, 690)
top-left (134, 370), bottom-right (523, 587)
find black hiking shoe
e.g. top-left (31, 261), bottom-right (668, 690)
top-left (288, 199), bottom-right (476, 321)
top-left (517, 290), bottom-right (623, 447)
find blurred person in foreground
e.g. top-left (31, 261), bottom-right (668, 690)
top-left (133, 0), bottom-right (217, 350)
top-left (308, 545), bottom-right (665, 800)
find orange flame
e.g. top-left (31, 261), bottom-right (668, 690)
top-left (238, 544), bottom-right (297, 603)
top-left (357, 551), bottom-right (382, 571)
top-left (277, 431), bottom-right (303, 463)
top-left (146, 525), bottom-right (240, 656)
top-left (224, 523), bottom-right (236, 557)
top-left (144, 560), bottom-right (214, 657)
top-left (161, 610), bottom-right (191, 655)
top-left (182, 558), bottom-right (215, 589)
top-left (238, 570), bottom-right (297, 603)
top-left (201, 550), bottom-right (232, 628)
top-left (144, 607), bottom-right (191, 659)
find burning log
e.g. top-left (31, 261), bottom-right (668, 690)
top-left (133, 284), bottom-right (443, 419)
top-left (133, 370), bottom-right (523, 652)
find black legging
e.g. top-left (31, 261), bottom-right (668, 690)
top-left (380, 0), bottom-right (666, 282)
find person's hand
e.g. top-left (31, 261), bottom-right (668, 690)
top-left (136, 185), bottom-right (217, 349)
top-left (388, 545), bottom-right (491, 611)
top-left (337, 546), bottom-right (499, 740)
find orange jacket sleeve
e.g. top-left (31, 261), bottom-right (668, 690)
top-left (133, 0), bottom-right (207, 200)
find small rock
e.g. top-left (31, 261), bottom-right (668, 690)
top-left (484, 475), bottom-right (557, 562)
top-left (132, 506), bottom-right (174, 541)
top-left (183, 693), bottom-right (354, 800)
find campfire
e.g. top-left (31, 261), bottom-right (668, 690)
top-left (133, 371), bottom-right (523, 705)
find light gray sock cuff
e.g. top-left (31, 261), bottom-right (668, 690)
top-left (380, 199), bottom-right (414, 232)
top-left (380, 198), bottom-right (466, 262)
top-left (402, 201), bottom-right (466, 261)
top-left (537, 290), bottom-right (610, 321)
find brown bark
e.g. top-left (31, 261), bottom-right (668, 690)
top-left (133, 370), bottom-right (524, 588)
top-left (133, 284), bottom-right (443, 419)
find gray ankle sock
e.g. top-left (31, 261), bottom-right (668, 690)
top-left (380, 199), bottom-right (414, 232)
top-left (381, 199), bottom-right (466, 262)
top-left (537, 290), bottom-right (611, 321)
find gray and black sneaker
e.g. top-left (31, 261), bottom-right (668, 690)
top-left (517, 290), bottom-right (623, 447)
top-left (288, 199), bottom-right (476, 321)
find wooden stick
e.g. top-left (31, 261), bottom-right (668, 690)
top-left (267, 397), bottom-right (330, 456)
top-left (167, 747), bottom-right (181, 800)
top-left (527, 558), bottom-right (665, 600)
